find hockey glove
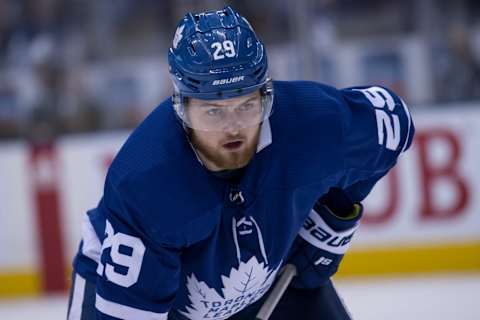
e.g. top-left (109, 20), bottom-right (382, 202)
top-left (287, 188), bottom-right (363, 289)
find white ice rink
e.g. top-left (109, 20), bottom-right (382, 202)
top-left (0, 273), bottom-right (478, 320)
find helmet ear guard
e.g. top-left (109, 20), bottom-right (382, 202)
top-left (171, 81), bottom-right (191, 127)
top-left (259, 77), bottom-right (274, 119)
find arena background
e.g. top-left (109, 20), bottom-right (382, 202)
top-left (0, 0), bottom-right (479, 319)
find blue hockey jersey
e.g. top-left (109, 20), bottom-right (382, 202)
top-left (73, 81), bottom-right (414, 320)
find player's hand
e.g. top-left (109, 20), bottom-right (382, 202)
top-left (287, 188), bottom-right (362, 289)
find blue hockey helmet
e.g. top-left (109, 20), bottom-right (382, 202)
top-left (168, 6), bottom-right (274, 131)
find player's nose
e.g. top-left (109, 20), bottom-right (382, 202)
top-left (223, 126), bottom-right (241, 136)
top-left (221, 114), bottom-right (243, 134)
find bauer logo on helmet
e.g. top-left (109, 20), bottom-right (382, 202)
top-left (212, 76), bottom-right (245, 86)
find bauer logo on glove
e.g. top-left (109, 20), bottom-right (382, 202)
top-left (299, 206), bottom-right (359, 255)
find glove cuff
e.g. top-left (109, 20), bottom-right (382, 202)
top-left (314, 203), bottom-right (363, 232)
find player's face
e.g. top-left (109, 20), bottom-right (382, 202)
top-left (188, 91), bottom-right (262, 171)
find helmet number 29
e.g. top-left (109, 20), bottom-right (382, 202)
top-left (211, 40), bottom-right (236, 60)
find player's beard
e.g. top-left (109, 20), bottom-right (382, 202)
top-left (190, 128), bottom-right (260, 171)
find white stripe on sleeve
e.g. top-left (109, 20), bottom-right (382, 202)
top-left (81, 213), bottom-right (102, 263)
top-left (95, 293), bottom-right (168, 320)
top-left (68, 273), bottom-right (86, 320)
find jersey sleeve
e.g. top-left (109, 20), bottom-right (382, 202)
top-left (337, 86), bottom-right (415, 202)
top-left (92, 174), bottom-right (181, 320)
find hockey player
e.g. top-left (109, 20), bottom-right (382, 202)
top-left (67, 6), bottom-right (414, 320)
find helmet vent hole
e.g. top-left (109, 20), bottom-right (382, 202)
top-left (186, 77), bottom-right (200, 85)
top-left (187, 46), bottom-right (196, 56)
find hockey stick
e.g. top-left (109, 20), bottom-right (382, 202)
top-left (255, 264), bottom-right (298, 320)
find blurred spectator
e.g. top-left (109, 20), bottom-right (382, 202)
top-left (435, 24), bottom-right (480, 102)
top-left (0, 80), bottom-right (21, 138)
top-left (0, 0), bottom-right (15, 64)
top-left (27, 37), bottom-right (64, 142)
top-left (0, 0), bottom-right (480, 142)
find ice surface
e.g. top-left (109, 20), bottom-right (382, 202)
top-left (335, 273), bottom-right (480, 320)
top-left (0, 273), bottom-right (478, 319)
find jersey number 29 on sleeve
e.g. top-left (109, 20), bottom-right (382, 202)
top-left (97, 220), bottom-right (146, 288)
top-left (356, 86), bottom-right (400, 151)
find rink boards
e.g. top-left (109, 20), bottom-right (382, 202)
top-left (1, 106), bottom-right (479, 297)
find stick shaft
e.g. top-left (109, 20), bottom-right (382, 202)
top-left (255, 264), bottom-right (297, 320)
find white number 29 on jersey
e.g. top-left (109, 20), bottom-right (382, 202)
top-left (355, 86), bottom-right (401, 151)
top-left (97, 220), bottom-right (146, 288)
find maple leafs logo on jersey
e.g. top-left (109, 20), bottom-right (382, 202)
top-left (173, 24), bottom-right (185, 49)
top-left (180, 256), bottom-right (282, 320)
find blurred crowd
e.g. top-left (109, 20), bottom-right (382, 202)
top-left (0, 0), bottom-right (479, 140)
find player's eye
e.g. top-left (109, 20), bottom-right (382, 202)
top-left (205, 108), bottom-right (223, 117)
top-left (237, 102), bottom-right (255, 112)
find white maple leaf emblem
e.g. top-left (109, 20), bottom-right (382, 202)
top-left (180, 256), bottom-right (282, 320)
